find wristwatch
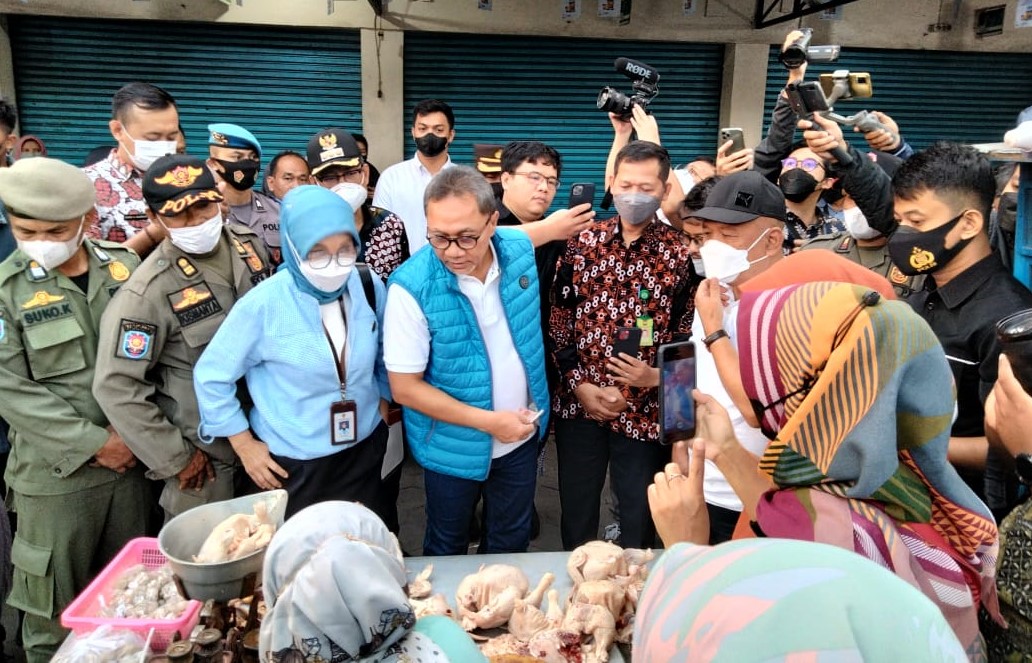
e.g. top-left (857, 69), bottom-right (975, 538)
top-left (1016, 453), bottom-right (1032, 486)
top-left (702, 329), bottom-right (729, 350)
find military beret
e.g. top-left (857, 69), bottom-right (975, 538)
top-left (208, 122), bottom-right (262, 158)
top-left (0, 157), bottom-right (96, 221)
top-left (143, 154), bottom-right (223, 216)
top-left (473, 144), bottom-right (504, 174)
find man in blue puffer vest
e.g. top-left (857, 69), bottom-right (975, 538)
top-left (385, 165), bottom-right (549, 556)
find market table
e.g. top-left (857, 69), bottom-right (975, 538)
top-left (404, 551), bottom-right (633, 662)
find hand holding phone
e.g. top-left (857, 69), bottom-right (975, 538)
top-left (719, 128), bottom-right (745, 154)
top-left (613, 327), bottom-right (643, 359)
top-left (568, 182), bottom-right (596, 209)
top-left (659, 341), bottom-right (697, 445)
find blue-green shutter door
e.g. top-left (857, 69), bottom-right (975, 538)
top-left (404, 33), bottom-right (723, 206)
top-left (763, 46), bottom-right (1032, 150)
top-left (9, 16), bottom-right (361, 166)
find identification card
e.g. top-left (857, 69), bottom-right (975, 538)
top-left (635, 315), bottom-right (654, 347)
top-left (330, 400), bottom-right (358, 445)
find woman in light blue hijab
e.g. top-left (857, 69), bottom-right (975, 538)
top-left (195, 185), bottom-right (393, 520)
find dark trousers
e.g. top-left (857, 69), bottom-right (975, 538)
top-left (706, 502), bottom-right (740, 545)
top-left (273, 422), bottom-right (390, 521)
top-left (555, 417), bottom-right (670, 550)
top-left (422, 436), bottom-right (538, 556)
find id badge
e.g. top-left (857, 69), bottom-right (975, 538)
top-left (330, 400), bottom-right (358, 445)
top-left (635, 315), bottom-right (654, 347)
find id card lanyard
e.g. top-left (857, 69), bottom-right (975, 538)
top-left (635, 285), bottom-right (654, 347)
top-left (324, 298), bottom-right (358, 445)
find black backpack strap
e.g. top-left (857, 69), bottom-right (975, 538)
top-left (356, 262), bottom-right (378, 311)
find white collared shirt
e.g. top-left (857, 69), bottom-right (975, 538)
top-left (383, 245), bottom-right (530, 458)
top-left (372, 155), bottom-right (454, 253)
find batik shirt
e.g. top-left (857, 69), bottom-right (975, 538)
top-left (83, 149), bottom-right (148, 242)
top-left (781, 205), bottom-right (844, 254)
top-left (549, 216), bottom-right (696, 441)
top-left (362, 206), bottom-right (410, 280)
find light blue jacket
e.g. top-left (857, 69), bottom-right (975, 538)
top-left (388, 228), bottom-right (549, 481)
top-left (194, 269), bottom-right (390, 460)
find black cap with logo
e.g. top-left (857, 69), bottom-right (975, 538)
top-left (692, 171), bottom-right (787, 225)
top-left (142, 154), bottom-right (223, 216)
top-left (306, 128), bottom-right (363, 176)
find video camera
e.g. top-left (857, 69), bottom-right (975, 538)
top-left (597, 57), bottom-right (660, 120)
top-left (785, 70), bottom-right (897, 165)
top-left (779, 28), bottom-right (841, 69)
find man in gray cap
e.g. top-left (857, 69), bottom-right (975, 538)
top-left (0, 157), bottom-right (148, 662)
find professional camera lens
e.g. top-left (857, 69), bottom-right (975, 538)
top-left (779, 30), bottom-right (812, 70)
top-left (597, 87), bottom-right (633, 118)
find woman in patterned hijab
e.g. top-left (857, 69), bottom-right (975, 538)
top-left (735, 281), bottom-right (1000, 657)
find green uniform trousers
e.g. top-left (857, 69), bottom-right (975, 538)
top-left (7, 469), bottom-right (147, 663)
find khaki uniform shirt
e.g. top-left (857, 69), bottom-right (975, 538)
top-left (0, 240), bottom-right (140, 496)
top-left (93, 224), bottom-right (271, 481)
top-left (801, 231), bottom-right (926, 299)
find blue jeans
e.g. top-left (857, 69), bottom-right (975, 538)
top-left (422, 437), bottom-right (538, 556)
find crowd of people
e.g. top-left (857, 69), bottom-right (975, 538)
top-left (0, 27), bottom-right (1030, 659)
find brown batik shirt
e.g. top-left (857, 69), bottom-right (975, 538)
top-left (549, 216), bottom-right (696, 441)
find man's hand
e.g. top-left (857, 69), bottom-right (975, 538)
top-left (986, 354), bottom-right (1032, 457)
top-left (574, 382), bottom-right (628, 421)
top-left (715, 141), bottom-right (754, 176)
top-left (782, 30), bottom-right (808, 85)
top-left (855, 111), bottom-right (900, 152)
top-left (607, 353), bottom-right (659, 388)
top-left (609, 112), bottom-right (633, 139)
top-left (694, 390), bottom-right (743, 462)
top-left (487, 411), bottom-right (536, 443)
top-left (629, 105), bottom-right (660, 145)
top-left (647, 438), bottom-right (709, 546)
top-left (229, 431), bottom-right (288, 490)
top-left (177, 448), bottom-right (216, 491)
top-left (694, 278), bottom-right (727, 336)
top-left (92, 429), bottom-right (137, 474)
top-left (799, 113), bottom-right (846, 164)
top-left (541, 203), bottom-right (595, 241)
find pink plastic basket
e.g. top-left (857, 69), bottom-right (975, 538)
top-left (61, 537), bottom-right (203, 651)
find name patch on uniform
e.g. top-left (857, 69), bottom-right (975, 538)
top-left (167, 283), bottom-right (222, 327)
top-left (21, 290), bottom-right (64, 310)
top-left (118, 319), bottom-right (157, 360)
top-left (21, 302), bottom-right (73, 326)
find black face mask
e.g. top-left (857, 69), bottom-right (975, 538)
top-left (820, 179), bottom-right (845, 205)
top-left (214, 158), bottom-right (260, 191)
top-left (779, 169), bottom-right (819, 203)
top-left (414, 133), bottom-right (448, 158)
top-left (490, 181), bottom-right (504, 201)
top-left (887, 211), bottom-right (973, 276)
top-left (997, 192), bottom-right (1018, 234)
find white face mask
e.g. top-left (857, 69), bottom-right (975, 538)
top-left (286, 236), bottom-right (356, 293)
top-left (691, 256), bottom-right (705, 277)
top-left (17, 217), bottom-right (86, 270)
top-left (330, 182), bottom-right (367, 213)
top-left (699, 228), bottom-right (771, 285)
top-left (842, 206), bottom-right (881, 240)
top-left (162, 210), bottom-right (224, 255)
top-left (119, 127), bottom-right (176, 173)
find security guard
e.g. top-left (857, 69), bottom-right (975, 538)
top-left (801, 225), bottom-right (925, 299)
top-left (0, 157), bottom-right (147, 662)
top-left (93, 154), bottom-right (270, 521)
top-left (207, 122), bottom-right (282, 264)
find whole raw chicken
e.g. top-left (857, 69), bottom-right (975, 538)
top-left (527, 629), bottom-right (584, 663)
top-left (566, 542), bottom-right (627, 584)
top-left (410, 593), bottom-right (454, 619)
top-left (562, 602), bottom-right (616, 663)
top-left (194, 499), bottom-right (276, 563)
top-left (566, 579), bottom-right (627, 621)
top-left (457, 565), bottom-right (553, 631)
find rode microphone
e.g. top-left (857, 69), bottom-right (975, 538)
top-left (614, 57), bottom-right (659, 85)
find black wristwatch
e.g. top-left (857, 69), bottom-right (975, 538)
top-left (1016, 453), bottom-right (1032, 486)
top-left (702, 329), bottom-right (729, 351)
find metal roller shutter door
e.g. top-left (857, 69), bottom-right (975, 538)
top-left (762, 46), bottom-right (1032, 151)
top-left (9, 16), bottom-right (361, 166)
top-left (405, 32), bottom-right (724, 206)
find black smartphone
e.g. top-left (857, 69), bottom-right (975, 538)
top-left (719, 127), bottom-right (745, 153)
top-left (568, 182), bottom-right (596, 208)
top-left (612, 326), bottom-right (642, 359)
top-left (659, 341), bottom-right (697, 445)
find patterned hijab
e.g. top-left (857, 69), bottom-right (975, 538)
top-left (737, 282), bottom-right (1000, 653)
top-left (634, 539), bottom-right (967, 662)
top-left (260, 501), bottom-right (483, 663)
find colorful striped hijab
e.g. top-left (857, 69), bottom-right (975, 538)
top-left (737, 282), bottom-right (1001, 657)
top-left (634, 539), bottom-right (967, 662)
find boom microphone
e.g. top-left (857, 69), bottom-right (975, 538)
top-left (614, 57), bottom-right (659, 85)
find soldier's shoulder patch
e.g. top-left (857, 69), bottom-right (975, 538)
top-left (108, 260), bottom-right (131, 282)
top-left (176, 257), bottom-right (198, 278)
top-left (117, 319), bottom-right (157, 360)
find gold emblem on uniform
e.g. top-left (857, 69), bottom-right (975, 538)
top-left (154, 165), bottom-right (205, 188)
top-left (177, 257), bottom-right (197, 277)
top-left (211, 131), bottom-right (228, 146)
top-left (889, 266), bottom-right (909, 285)
top-left (241, 240), bottom-right (264, 273)
top-left (908, 247), bottom-right (936, 273)
top-left (232, 238), bottom-right (248, 255)
top-left (319, 133), bottom-right (338, 149)
top-left (171, 287), bottom-right (212, 311)
top-left (108, 261), bottom-right (130, 282)
top-left (21, 291), bottom-right (65, 309)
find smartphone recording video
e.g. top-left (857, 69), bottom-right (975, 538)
top-left (659, 341), bottom-right (696, 445)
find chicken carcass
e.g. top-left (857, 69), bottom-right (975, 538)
top-left (545, 589), bottom-right (564, 629)
top-left (621, 548), bottom-right (654, 583)
top-left (193, 497), bottom-right (278, 564)
top-left (566, 542), bottom-right (627, 584)
top-left (458, 566), bottom-right (554, 631)
top-left (478, 633), bottom-right (531, 659)
top-left (562, 602), bottom-right (616, 663)
top-left (566, 580), bottom-right (627, 621)
top-left (528, 629), bottom-right (584, 663)
top-left (409, 563), bottom-right (434, 599)
top-left (410, 593), bottom-right (454, 619)
top-left (508, 599), bottom-right (549, 642)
